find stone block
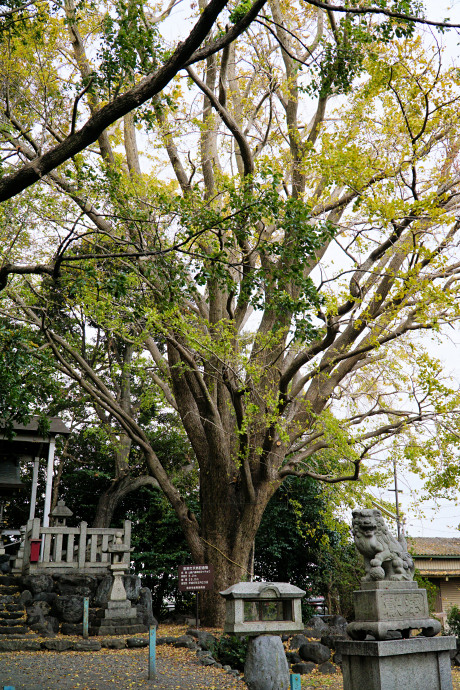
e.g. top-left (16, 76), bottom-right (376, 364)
top-left (244, 635), bottom-right (290, 690)
top-left (22, 574), bottom-right (54, 595)
top-left (94, 575), bottom-right (113, 606)
top-left (126, 637), bottom-right (148, 648)
top-left (0, 640), bottom-right (42, 652)
top-left (101, 638), bottom-right (126, 649)
top-left (42, 639), bottom-right (73, 651)
top-left (54, 595), bottom-right (83, 623)
top-left (337, 636), bottom-right (456, 690)
top-left (348, 582), bottom-right (441, 641)
top-left (291, 662), bottom-right (315, 674)
top-left (72, 640), bottom-right (102, 651)
top-left (299, 641), bottom-right (331, 664)
top-left (136, 587), bottom-right (157, 628)
top-left (353, 585), bottom-right (429, 621)
top-left (104, 601), bottom-right (137, 619)
top-left (290, 634), bottom-right (310, 649)
top-left (123, 575), bottom-right (141, 601)
top-left (318, 661), bottom-right (337, 674)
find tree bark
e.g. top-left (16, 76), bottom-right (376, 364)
top-left (92, 474), bottom-right (159, 528)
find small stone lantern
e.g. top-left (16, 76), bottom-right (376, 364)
top-left (50, 500), bottom-right (73, 526)
top-left (220, 581), bottom-right (305, 636)
top-left (104, 532), bottom-right (137, 621)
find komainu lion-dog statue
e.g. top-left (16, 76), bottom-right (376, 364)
top-left (352, 508), bottom-right (415, 582)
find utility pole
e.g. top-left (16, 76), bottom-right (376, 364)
top-left (390, 458), bottom-right (402, 540)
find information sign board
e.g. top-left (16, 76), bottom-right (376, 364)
top-left (178, 564), bottom-right (214, 592)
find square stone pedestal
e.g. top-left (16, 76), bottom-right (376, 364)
top-left (336, 637), bottom-right (456, 690)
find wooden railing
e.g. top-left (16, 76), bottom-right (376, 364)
top-left (21, 518), bottom-right (131, 575)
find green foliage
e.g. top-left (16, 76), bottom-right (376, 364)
top-left (254, 476), bottom-right (328, 588)
top-left (0, 321), bottom-right (61, 439)
top-left (229, 0), bottom-right (253, 24)
top-left (413, 570), bottom-right (437, 614)
top-left (96, 0), bottom-right (165, 96)
top-left (255, 476), bottom-right (364, 619)
top-left (214, 635), bottom-right (249, 671)
top-left (447, 604), bottom-right (460, 637)
top-left (304, 0), bottom-right (422, 99)
top-left (128, 487), bottom-right (199, 616)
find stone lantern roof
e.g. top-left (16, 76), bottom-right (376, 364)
top-left (51, 500), bottom-right (73, 522)
top-left (220, 582), bottom-right (306, 599)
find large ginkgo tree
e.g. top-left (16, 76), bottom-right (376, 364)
top-left (2, 0), bottom-right (460, 622)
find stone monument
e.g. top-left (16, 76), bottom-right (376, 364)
top-left (220, 582), bottom-right (306, 690)
top-left (336, 509), bottom-right (455, 690)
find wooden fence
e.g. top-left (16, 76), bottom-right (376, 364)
top-left (20, 518), bottom-right (131, 575)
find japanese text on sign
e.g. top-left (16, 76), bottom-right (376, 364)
top-left (178, 564), bottom-right (214, 592)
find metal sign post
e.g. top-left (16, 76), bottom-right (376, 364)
top-left (82, 597), bottom-right (89, 639)
top-left (290, 674), bottom-right (301, 690)
top-left (148, 625), bottom-right (156, 680)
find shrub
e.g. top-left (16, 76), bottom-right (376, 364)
top-left (214, 635), bottom-right (249, 671)
top-left (447, 605), bottom-right (460, 637)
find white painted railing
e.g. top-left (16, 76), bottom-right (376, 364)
top-left (21, 518), bottom-right (131, 575)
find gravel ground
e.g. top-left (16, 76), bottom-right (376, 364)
top-left (0, 645), bottom-right (247, 690)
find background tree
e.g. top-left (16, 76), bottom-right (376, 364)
top-left (254, 476), bottom-right (364, 619)
top-left (2, 0), bottom-right (460, 624)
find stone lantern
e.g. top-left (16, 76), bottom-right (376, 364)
top-left (221, 582), bottom-right (306, 690)
top-left (103, 532), bottom-right (137, 624)
top-left (220, 581), bottom-right (305, 636)
top-left (50, 500), bottom-right (73, 527)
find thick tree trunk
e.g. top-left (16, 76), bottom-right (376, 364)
top-left (198, 467), bottom-right (278, 625)
top-left (92, 474), bottom-right (159, 528)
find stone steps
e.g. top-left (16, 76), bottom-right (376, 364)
top-left (1, 603), bottom-right (23, 613)
top-left (0, 575), bottom-right (21, 587)
top-left (0, 573), bottom-right (28, 637)
top-left (0, 610), bottom-right (26, 620)
top-left (0, 585), bottom-right (20, 595)
top-left (0, 625), bottom-right (28, 635)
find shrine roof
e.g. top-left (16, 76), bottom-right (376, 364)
top-left (408, 537), bottom-right (460, 558)
top-left (0, 416), bottom-right (70, 437)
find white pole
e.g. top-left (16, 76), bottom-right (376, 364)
top-left (29, 457), bottom-right (40, 521)
top-left (42, 438), bottom-right (55, 528)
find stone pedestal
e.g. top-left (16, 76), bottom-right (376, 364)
top-left (347, 581), bottom-right (441, 641)
top-left (337, 637), bottom-right (456, 690)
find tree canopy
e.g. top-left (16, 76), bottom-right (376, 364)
top-left (2, 0), bottom-right (460, 623)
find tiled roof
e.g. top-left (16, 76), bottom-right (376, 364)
top-left (408, 537), bottom-right (460, 557)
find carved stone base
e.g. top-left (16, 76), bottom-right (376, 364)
top-left (347, 581), bottom-right (441, 641)
top-left (337, 637), bottom-right (456, 690)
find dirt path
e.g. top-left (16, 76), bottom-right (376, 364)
top-left (0, 644), bottom-right (248, 690)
